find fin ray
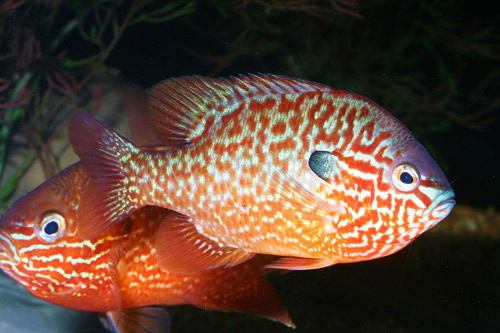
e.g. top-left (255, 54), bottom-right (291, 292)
top-left (148, 74), bottom-right (331, 145)
top-left (266, 257), bottom-right (336, 270)
top-left (263, 163), bottom-right (344, 234)
top-left (191, 256), bottom-right (294, 328)
top-left (155, 212), bottom-right (254, 275)
top-left (103, 307), bottom-right (171, 333)
top-left (69, 112), bottom-right (139, 239)
top-left (105, 245), bottom-right (124, 329)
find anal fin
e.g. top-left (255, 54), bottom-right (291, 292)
top-left (202, 274), bottom-right (294, 328)
top-left (192, 256), bottom-right (294, 328)
top-left (102, 307), bottom-right (171, 333)
top-left (156, 212), bottom-right (254, 275)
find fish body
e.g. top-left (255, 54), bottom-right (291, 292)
top-left (0, 163), bottom-right (293, 331)
top-left (69, 74), bottom-right (455, 273)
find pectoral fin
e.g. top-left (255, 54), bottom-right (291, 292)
top-left (102, 246), bottom-right (171, 332)
top-left (263, 164), bottom-right (344, 234)
top-left (106, 245), bottom-right (124, 325)
top-left (155, 211), bottom-right (254, 275)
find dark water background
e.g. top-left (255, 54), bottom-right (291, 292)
top-left (1, 0), bottom-right (499, 332)
top-left (107, 0), bottom-right (500, 211)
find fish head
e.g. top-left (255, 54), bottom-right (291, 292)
top-left (379, 140), bottom-right (455, 243)
top-left (0, 163), bottom-right (123, 312)
top-left (0, 165), bottom-right (80, 276)
top-left (330, 123), bottom-right (455, 252)
top-left (310, 95), bottom-right (455, 261)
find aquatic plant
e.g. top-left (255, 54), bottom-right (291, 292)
top-left (187, 0), bottom-right (498, 136)
top-left (1, 0), bottom-right (497, 207)
top-left (0, 0), bottom-right (196, 207)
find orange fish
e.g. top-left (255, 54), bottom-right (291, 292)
top-left (0, 163), bottom-right (293, 332)
top-left (69, 74), bottom-right (455, 274)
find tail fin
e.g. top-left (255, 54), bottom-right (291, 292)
top-left (191, 256), bottom-right (295, 328)
top-left (69, 112), bottom-right (139, 239)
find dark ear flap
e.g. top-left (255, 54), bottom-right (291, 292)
top-left (308, 151), bottom-right (338, 181)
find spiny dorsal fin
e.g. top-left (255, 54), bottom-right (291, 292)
top-left (147, 74), bottom-right (331, 146)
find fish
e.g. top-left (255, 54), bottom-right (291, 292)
top-left (0, 162), bottom-right (294, 332)
top-left (68, 74), bottom-right (456, 274)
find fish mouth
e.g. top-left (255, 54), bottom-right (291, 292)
top-left (432, 198), bottom-right (456, 219)
top-left (423, 189), bottom-right (456, 219)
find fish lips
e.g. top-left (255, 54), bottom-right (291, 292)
top-left (423, 188), bottom-right (456, 221)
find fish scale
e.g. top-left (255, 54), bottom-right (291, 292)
top-left (69, 73), bottom-right (455, 274)
top-left (0, 162), bottom-right (294, 329)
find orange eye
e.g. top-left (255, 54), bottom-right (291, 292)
top-left (35, 211), bottom-right (66, 243)
top-left (392, 163), bottom-right (420, 192)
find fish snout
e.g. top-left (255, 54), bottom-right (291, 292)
top-left (432, 197), bottom-right (456, 221)
top-left (425, 188), bottom-right (456, 222)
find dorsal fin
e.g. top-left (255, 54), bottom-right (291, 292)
top-left (147, 74), bottom-right (331, 146)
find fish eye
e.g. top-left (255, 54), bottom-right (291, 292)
top-left (35, 211), bottom-right (66, 243)
top-left (392, 163), bottom-right (420, 192)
